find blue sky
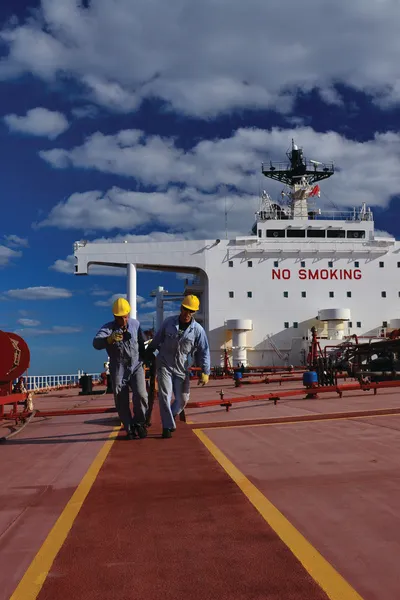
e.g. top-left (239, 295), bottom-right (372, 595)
top-left (1, 0), bottom-right (400, 375)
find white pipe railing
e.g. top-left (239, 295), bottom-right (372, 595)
top-left (13, 372), bottom-right (102, 392)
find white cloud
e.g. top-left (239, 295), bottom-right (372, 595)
top-left (18, 318), bottom-right (41, 326)
top-left (94, 293), bottom-right (146, 307)
top-left (71, 104), bottom-right (98, 119)
top-left (0, 245), bottom-right (22, 266)
top-left (38, 127), bottom-right (400, 243)
top-left (138, 308), bottom-right (179, 329)
top-left (82, 75), bottom-right (141, 112)
top-left (139, 298), bottom-right (156, 310)
top-left (2, 0), bottom-right (400, 116)
top-left (374, 229), bottom-right (395, 240)
top-left (4, 107), bottom-right (69, 139)
top-left (15, 325), bottom-right (82, 336)
top-left (4, 286), bottom-right (72, 300)
top-left (90, 286), bottom-right (111, 296)
top-left (34, 186), bottom-right (212, 232)
top-left (4, 234), bottom-right (29, 248)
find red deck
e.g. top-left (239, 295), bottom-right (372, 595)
top-left (2, 378), bottom-right (400, 599)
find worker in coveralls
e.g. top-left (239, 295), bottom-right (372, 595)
top-left (93, 297), bottom-right (149, 440)
top-left (145, 294), bottom-right (210, 438)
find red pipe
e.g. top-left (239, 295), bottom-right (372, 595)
top-left (0, 406), bottom-right (117, 420)
top-left (186, 379), bottom-right (400, 409)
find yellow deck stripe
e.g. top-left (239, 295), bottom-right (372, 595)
top-left (194, 429), bottom-right (364, 600)
top-left (10, 426), bottom-right (121, 600)
top-left (192, 408), bottom-right (400, 430)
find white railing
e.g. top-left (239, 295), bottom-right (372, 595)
top-left (258, 209), bottom-right (373, 222)
top-left (13, 372), bottom-right (102, 392)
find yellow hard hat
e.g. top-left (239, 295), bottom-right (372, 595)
top-left (112, 297), bottom-right (131, 316)
top-left (181, 294), bottom-right (200, 312)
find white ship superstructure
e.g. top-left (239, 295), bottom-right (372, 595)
top-left (74, 141), bottom-right (399, 367)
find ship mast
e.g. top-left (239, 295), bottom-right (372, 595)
top-left (261, 140), bottom-right (335, 220)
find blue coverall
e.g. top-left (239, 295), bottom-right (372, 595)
top-left (148, 315), bottom-right (210, 430)
top-left (93, 318), bottom-right (148, 432)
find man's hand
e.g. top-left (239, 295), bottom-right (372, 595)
top-left (198, 373), bottom-right (209, 386)
top-left (107, 331), bottom-right (123, 345)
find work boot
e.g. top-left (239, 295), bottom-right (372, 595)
top-left (135, 424), bottom-right (148, 439)
top-left (162, 428), bottom-right (172, 438)
top-left (126, 427), bottom-right (136, 440)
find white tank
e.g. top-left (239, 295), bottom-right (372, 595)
top-left (226, 319), bottom-right (253, 366)
top-left (318, 308), bottom-right (351, 340)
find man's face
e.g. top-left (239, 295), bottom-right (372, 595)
top-left (115, 314), bottom-right (129, 328)
top-left (180, 305), bottom-right (196, 323)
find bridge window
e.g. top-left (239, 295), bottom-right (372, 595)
top-left (307, 229), bottom-right (326, 238)
top-left (354, 261), bottom-right (359, 267)
top-left (381, 291), bottom-right (386, 297)
top-left (301, 291), bottom-right (306, 298)
top-left (379, 262), bottom-right (384, 268)
top-left (283, 291), bottom-right (288, 298)
top-left (287, 229), bottom-right (306, 238)
top-left (327, 230), bottom-right (345, 238)
top-left (347, 291), bottom-right (352, 297)
top-left (293, 322), bottom-right (298, 328)
top-left (349, 321), bottom-right (353, 328)
top-left (229, 291), bottom-right (234, 298)
top-left (329, 291), bottom-right (334, 298)
top-left (301, 261), bottom-right (305, 267)
top-left (347, 230), bottom-right (365, 239)
top-left (357, 321), bottom-right (361, 328)
top-left (267, 229), bottom-right (285, 238)
top-left (247, 261), bottom-right (253, 267)
top-left (383, 321), bottom-right (388, 327)
top-left (228, 260), bottom-right (233, 267)
top-left (274, 261), bottom-right (279, 267)
top-left (328, 261), bottom-right (333, 268)
top-left (284, 322), bottom-right (289, 329)
top-left (247, 291), bottom-right (252, 298)
top-left (258, 230), bottom-right (262, 238)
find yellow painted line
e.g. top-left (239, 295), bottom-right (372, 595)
top-left (194, 429), bottom-right (364, 600)
top-left (193, 408), bottom-right (400, 431)
top-left (10, 426), bottom-right (121, 600)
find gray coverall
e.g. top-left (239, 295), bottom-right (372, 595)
top-left (93, 318), bottom-right (148, 432)
top-left (147, 315), bottom-right (210, 430)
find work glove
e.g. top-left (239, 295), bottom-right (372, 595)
top-left (198, 373), bottom-right (209, 386)
top-left (107, 331), bottom-right (123, 345)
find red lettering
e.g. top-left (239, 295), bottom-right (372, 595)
top-left (294, 268), bottom-right (363, 280)
top-left (282, 269), bottom-right (291, 280)
top-left (272, 269), bottom-right (281, 279)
